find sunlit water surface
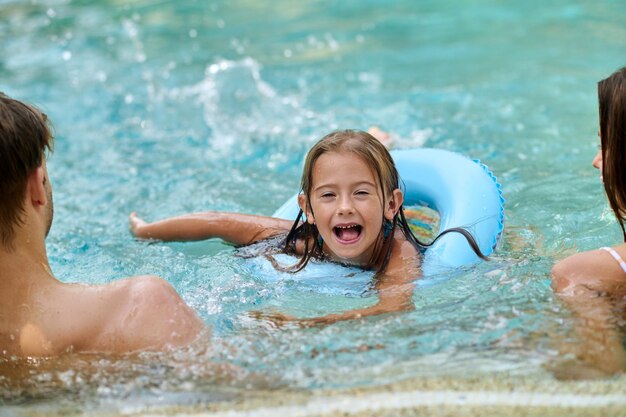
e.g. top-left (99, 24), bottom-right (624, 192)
top-left (1, 0), bottom-right (626, 413)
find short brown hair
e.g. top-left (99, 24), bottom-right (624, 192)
top-left (0, 93), bottom-right (54, 248)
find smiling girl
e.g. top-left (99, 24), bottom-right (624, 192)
top-left (130, 130), bottom-right (484, 325)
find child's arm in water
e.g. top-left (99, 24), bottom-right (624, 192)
top-left (128, 128), bottom-right (392, 247)
top-left (255, 235), bottom-right (420, 326)
top-left (129, 211), bottom-right (293, 246)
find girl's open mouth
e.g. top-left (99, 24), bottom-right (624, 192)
top-left (333, 224), bottom-right (362, 243)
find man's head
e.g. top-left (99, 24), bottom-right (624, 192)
top-left (0, 93), bottom-right (54, 249)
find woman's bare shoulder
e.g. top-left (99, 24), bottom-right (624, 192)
top-left (551, 245), bottom-right (626, 294)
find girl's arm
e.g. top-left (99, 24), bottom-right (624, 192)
top-left (129, 211), bottom-right (294, 246)
top-left (255, 271), bottom-right (417, 327)
top-left (255, 238), bottom-right (421, 326)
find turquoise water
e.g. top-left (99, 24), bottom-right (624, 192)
top-left (2, 0), bottom-right (626, 412)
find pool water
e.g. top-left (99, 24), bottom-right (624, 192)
top-left (2, 0), bottom-right (626, 413)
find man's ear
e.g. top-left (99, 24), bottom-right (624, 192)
top-left (27, 167), bottom-right (48, 208)
top-left (298, 194), bottom-right (315, 224)
top-left (384, 189), bottom-right (404, 221)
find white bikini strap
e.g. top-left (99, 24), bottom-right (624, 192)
top-left (600, 247), bottom-right (626, 275)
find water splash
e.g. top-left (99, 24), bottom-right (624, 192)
top-left (171, 58), bottom-right (316, 156)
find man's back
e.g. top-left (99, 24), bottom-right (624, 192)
top-left (1, 273), bottom-right (204, 357)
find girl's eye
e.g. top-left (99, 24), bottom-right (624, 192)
top-left (355, 190), bottom-right (369, 196)
top-left (320, 192), bottom-right (335, 198)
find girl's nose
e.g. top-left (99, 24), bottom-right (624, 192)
top-left (337, 198), bottom-right (354, 215)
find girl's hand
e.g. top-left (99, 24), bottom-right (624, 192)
top-left (129, 211), bottom-right (148, 237)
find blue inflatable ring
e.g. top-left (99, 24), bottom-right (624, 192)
top-left (273, 148), bottom-right (504, 274)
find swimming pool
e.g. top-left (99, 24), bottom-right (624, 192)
top-left (2, 0), bottom-right (626, 415)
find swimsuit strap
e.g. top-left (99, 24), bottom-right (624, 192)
top-left (600, 247), bottom-right (626, 275)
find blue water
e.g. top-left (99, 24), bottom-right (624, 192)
top-left (2, 0), bottom-right (626, 411)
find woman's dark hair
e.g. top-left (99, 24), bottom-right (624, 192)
top-left (279, 129), bottom-right (486, 274)
top-left (599, 66), bottom-right (626, 241)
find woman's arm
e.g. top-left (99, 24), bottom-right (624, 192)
top-left (129, 211), bottom-right (294, 246)
top-left (551, 248), bottom-right (626, 375)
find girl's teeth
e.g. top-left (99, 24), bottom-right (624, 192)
top-left (334, 225), bottom-right (362, 241)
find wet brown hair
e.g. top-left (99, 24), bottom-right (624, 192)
top-left (598, 66), bottom-right (626, 241)
top-left (281, 129), bottom-right (485, 274)
top-left (0, 93), bottom-right (53, 249)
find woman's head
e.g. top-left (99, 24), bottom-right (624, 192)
top-left (598, 66), bottom-right (626, 239)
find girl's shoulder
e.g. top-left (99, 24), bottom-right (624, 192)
top-left (385, 233), bottom-right (423, 277)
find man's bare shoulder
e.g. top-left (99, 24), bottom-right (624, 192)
top-left (33, 275), bottom-right (204, 355)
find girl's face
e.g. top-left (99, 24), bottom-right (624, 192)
top-left (299, 151), bottom-right (402, 266)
